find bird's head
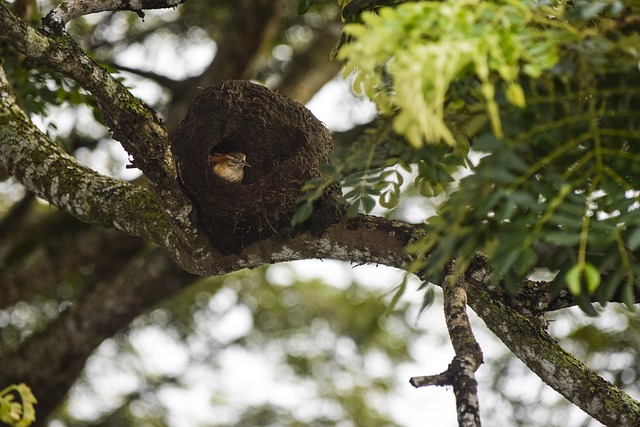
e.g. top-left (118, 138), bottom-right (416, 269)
top-left (209, 152), bottom-right (251, 183)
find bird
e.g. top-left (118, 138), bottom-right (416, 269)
top-left (208, 152), bottom-right (251, 183)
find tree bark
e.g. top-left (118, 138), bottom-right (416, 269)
top-left (466, 277), bottom-right (640, 427)
top-left (410, 267), bottom-right (483, 427)
top-left (42, 0), bottom-right (187, 34)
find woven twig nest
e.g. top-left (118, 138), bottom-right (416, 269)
top-left (172, 80), bottom-right (341, 253)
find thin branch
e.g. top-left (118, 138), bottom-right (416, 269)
top-left (410, 266), bottom-right (483, 427)
top-left (112, 62), bottom-right (192, 93)
top-left (408, 372), bottom-right (452, 388)
top-left (42, 0), bottom-right (186, 34)
top-left (442, 271), bottom-right (483, 427)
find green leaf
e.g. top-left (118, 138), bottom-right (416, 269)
top-left (491, 247), bottom-right (521, 279)
top-left (575, 292), bottom-right (598, 316)
top-left (627, 227), bottom-right (640, 250)
top-left (318, 163), bottom-right (337, 175)
top-left (291, 201), bottom-right (313, 226)
top-left (297, 0), bottom-right (314, 15)
top-left (380, 189), bottom-right (400, 209)
top-left (347, 202), bottom-right (361, 218)
top-left (343, 188), bottom-right (363, 200)
top-left (543, 232), bottom-right (581, 245)
top-left (506, 83), bottom-right (526, 108)
top-left (565, 265), bottom-right (582, 295)
top-left (362, 195), bottom-right (376, 213)
top-left (365, 186), bottom-right (381, 196)
top-left (480, 168), bottom-right (517, 185)
top-left (417, 285), bottom-right (436, 316)
top-left (386, 276), bottom-right (408, 314)
top-left (515, 247), bottom-right (537, 276)
top-left (595, 269), bottom-right (623, 304)
top-left (473, 133), bottom-right (503, 152)
top-left (583, 263), bottom-right (601, 294)
top-left (622, 280), bottom-right (636, 310)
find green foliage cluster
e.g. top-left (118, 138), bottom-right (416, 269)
top-left (51, 268), bottom-right (417, 426)
top-left (338, 0), bottom-right (566, 146)
top-left (329, 0), bottom-right (640, 308)
top-left (292, 116), bottom-right (470, 224)
top-left (0, 34), bottom-right (92, 120)
top-left (0, 383), bottom-right (36, 427)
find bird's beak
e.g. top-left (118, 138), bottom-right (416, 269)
top-left (243, 160), bottom-right (251, 168)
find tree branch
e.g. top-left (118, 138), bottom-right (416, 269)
top-left (0, 5), bottom-right (198, 223)
top-left (0, 245), bottom-right (197, 421)
top-left (165, 0), bottom-right (284, 132)
top-left (410, 266), bottom-right (483, 427)
top-left (0, 6), bottom-right (219, 270)
top-left (0, 5), bottom-right (172, 188)
top-left (0, 67), bottom-right (174, 247)
top-left (466, 278), bottom-right (640, 427)
top-left (273, 22), bottom-right (343, 104)
top-left (442, 271), bottom-right (483, 426)
top-left (42, 0), bottom-right (186, 34)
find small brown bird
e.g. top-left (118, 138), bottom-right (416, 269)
top-left (208, 152), bottom-right (251, 183)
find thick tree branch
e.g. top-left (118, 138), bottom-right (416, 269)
top-left (0, 9), bottom-right (221, 271)
top-left (206, 215), bottom-right (424, 275)
top-left (0, 245), bottom-right (197, 422)
top-left (0, 5), bottom-right (172, 188)
top-left (0, 214), bottom-right (421, 423)
top-left (0, 5), bottom-right (212, 260)
top-left (0, 213), bottom-right (144, 309)
top-left (42, 0), bottom-right (186, 34)
top-left (466, 279), bottom-right (640, 427)
top-left (0, 67), bottom-right (175, 247)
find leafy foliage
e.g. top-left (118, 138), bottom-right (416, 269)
top-left (332, 0), bottom-right (640, 306)
top-left (338, 0), bottom-right (566, 146)
top-left (293, 116), bottom-right (470, 223)
top-left (413, 66), bottom-right (640, 305)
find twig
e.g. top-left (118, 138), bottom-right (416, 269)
top-left (42, 0), bottom-right (186, 34)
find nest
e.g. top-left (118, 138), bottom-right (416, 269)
top-left (171, 80), bottom-right (341, 253)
